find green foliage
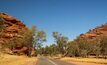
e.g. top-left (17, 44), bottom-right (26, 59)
top-left (66, 37), bottom-right (102, 57)
top-left (75, 38), bottom-right (90, 57)
top-left (33, 28), bottom-right (46, 49)
top-left (66, 36), bottom-right (107, 58)
top-left (17, 28), bottom-right (34, 48)
top-left (39, 32), bottom-right (107, 58)
top-left (49, 44), bottom-right (58, 55)
top-left (17, 25), bottom-right (46, 49)
top-left (100, 36), bottom-right (107, 58)
top-left (38, 44), bottom-right (59, 56)
top-left (4, 39), bottom-right (16, 49)
top-left (30, 25), bottom-right (46, 54)
top-left (53, 32), bottom-right (68, 55)
top-left (66, 41), bottom-right (79, 57)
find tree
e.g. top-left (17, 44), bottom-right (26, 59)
top-left (33, 30), bottom-right (46, 49)
top-left (49, 44), bottom-right (58, 55)
top-left (100, 36), bottom-right (107, 58)
top-left (53, 32), bottom-right (68, 56)
top-left (43, 46), bottom-right (50, 55)
top-left (32, 26), bottom-right (46, 54)
top-left (90, 38), bottom-right (101, 57)
top-left (67, 37), bottom-right (96, 57)
top-left (66, 41), bottom-right (79, 57)
top-left (17, 28), bottom-right (34, 48)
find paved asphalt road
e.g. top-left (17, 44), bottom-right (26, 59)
top-left (37, 56), bottom-right (75, 65)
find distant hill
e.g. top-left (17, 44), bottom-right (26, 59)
top-left (80, 23), bottom-right (107, 39)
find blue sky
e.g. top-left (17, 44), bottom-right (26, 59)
top-left (0, 0), bottom-right (107, 46)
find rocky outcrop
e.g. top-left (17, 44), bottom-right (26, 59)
top-left (80, 23), bottom-right (107, 39)
top-left (0, 12), bottom-right (28, 39)
top-left (0, 12), bottom-right (36, 56)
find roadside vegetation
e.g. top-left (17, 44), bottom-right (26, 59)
top-left (38, 32), bottom-right (107, 64)
top-left (0, 15), bottom-right (46, 56)
top-left (0, 15), bottom-right (45, 65)
top-left (39, 32), bottom-right (107, 58)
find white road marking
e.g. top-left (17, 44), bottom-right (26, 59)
top-left (47, 59), bottom-right (58, 65)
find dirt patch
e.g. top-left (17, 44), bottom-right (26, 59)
top-left (0, 54), bottom-right (37, 65)
top-left (60, 57), bottom-right (107, 65)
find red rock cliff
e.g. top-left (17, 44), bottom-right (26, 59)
top-left (80, 23), bottom-right (107, 39)
top-left (0, 12), bottom-right (28, 45)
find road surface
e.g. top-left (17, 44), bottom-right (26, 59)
top-left (36, 56), bottom-right (104, 65)
top-left (37, 56), bottom-right (75, 65)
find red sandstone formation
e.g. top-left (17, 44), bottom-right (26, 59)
top-left (0, 12), bottom-right (36, 56)
top-left (0, 12), bottom-right (28, 43)
top-left (80, 23), bottom-right (107, 39)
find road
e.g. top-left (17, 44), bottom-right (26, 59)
top-left (36, 56), bottom-right (104, 65)
top-left (37, 56), bottom-right (75, 65)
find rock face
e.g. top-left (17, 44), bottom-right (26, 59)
top-left (80, 23), bottom-right (107, 39)
top-left (0, 12), bottom-right (27, 47)
top-left (0, 12), bottom-right (36, 56)
top-left (0, 12), bottom-right (27, 39)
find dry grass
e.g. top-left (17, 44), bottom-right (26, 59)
top-left (0, 54), bottom-right (37, 65)
top-left (60, 57), bottom-right (107, 64)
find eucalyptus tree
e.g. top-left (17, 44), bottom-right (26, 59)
top-left (53, 32), bottom-right (68, 55)
top-left (100, 36), bottom-right (107, 58)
